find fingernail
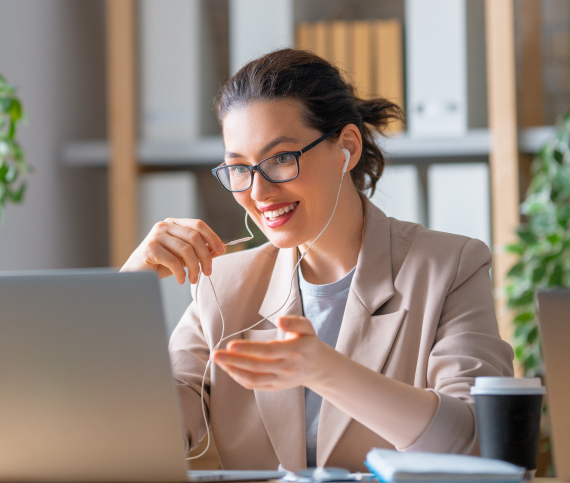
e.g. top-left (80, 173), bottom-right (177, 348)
top-left (217, 244), bottom-right (226, 253)
top-left (205, 268), bottom-right (212, 276)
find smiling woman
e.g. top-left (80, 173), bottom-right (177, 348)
top-left (122, 48), bottom-right (514, 471)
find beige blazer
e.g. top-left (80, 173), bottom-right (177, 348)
top-left (169, 198), bottom-right (514, 472)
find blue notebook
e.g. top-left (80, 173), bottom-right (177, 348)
top-left (365, 449), bottom-right (525, 483)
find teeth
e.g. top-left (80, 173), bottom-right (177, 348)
top-left (262, 202), bottom-right (298, 220)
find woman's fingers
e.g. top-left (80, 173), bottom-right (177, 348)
top-left (158, 234), bottom-right (201, 282)
top-left (152, 219), bottom-right (225, 280)
top-left (121, 217), bottom-right (226, 284)
top-left (170, 225), bottom-right (215, 277)
top-left (166, 218), bottom-right (226, 256)
top-left (147, 242), bottom-right (187, 284)
top-left (225, 340), bottom-right (293, 358)
top-left (215, 358), bottom-right (278, 389)
top-left (213, 350), bottom-right (285, 374)
top-left (163, 220), bottom-right (226, 277)
top-left (278, 316), bottom-right (316, 336)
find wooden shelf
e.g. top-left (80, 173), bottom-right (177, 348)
top-left (518, 126), bottom-right (557, 154)
top-left (62, 137), bottom-right (225, 168)
top-left (61, 126), bottom-right (557, 168)
top-left (379, 129), bottom-right (491, 158)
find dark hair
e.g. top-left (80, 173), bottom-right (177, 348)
top-left (214, 48), bottom-right (404, 196)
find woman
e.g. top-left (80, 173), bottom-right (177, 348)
top-left (122, 49), bottom-right (514, 471)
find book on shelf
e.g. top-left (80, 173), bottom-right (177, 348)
top-left (296, 21), bottom-right (330, 62)
top-left (330, 21), bottom-right (352, 83)
top-left (313, 21), bottom-right (330, 61)
top-left (352, 20), bottom-right (373, 99)
top-left (374, 19), bottom-right (404, 132)
top-left (295, 18), bottom-right (404, 133)
top-left (295, 22), bottom-right (312, 52)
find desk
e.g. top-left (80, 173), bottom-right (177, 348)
top-left (9, 478), bottom-right (568, 483)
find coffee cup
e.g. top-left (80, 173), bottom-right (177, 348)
top-left (471, 377), bottom-right (545, 478)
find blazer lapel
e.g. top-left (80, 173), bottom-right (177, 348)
top-left (243, 248), bottom-right (306, 471)
top-left (317, 200), bottom-right (406, 466)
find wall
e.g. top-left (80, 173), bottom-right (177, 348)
top-left (0, 0), bottom-right (108, 271)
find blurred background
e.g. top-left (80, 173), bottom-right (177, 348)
top-left (0, 0), bottom-right (569, 333)
top-left (1, 0), bottom-right (569, 472)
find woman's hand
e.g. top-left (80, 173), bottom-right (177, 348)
top-left (214, 314), bottom-right (440, 449)
top-left (120, 218), bottom-right (226, 284)
top-left (211, 316), bottom-right (337, 392)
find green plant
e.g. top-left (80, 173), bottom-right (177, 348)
top-left (506, 111), bottom-right (570, 376)
top-left (0, 73), bottom-right (29, 221)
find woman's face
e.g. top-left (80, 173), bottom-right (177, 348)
top-left (221, 99), bottom-right (354, 249)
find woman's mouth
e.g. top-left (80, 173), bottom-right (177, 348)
top-left (260, 202), bottom-right (299, 228)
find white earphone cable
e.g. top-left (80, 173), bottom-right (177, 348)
top-left (186, 152), bottom-right (349, 460)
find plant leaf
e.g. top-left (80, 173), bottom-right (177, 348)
top-left (6, 182), bottom-right (25, 203)
top-left (517, 229), bottom-right (537, 245)
top-left (514, 312), bottom-right (534, 324)
top-left (532, 264), bottom-right (547, 283)
top-left (505, 243), bottom-right (525, 255)
top-left (527, 326), bottom-right (539, 344)
top-left (510, 290), bottom-right (534, 308)
top-left (548, 264), bottom-right (564, 286)
top-left (4, 164), bottom-right (17, 183)
top-left (9, 99), bottom-right (22, 122)
top-left (0, 161), bottom-right (8, 180)
top-left (0, 97), bottom-right (11, 113)
top-left (508, 262), bottom-right (524, 278)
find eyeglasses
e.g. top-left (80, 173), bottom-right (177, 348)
top-left (211, 129), bottom-right (339, 193)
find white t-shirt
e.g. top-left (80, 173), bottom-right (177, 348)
top-left (298, 265), bottom-right (356, 468)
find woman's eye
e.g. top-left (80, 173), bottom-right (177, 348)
top-left (276, 154), bottom-right (293, 165)
top-left (231, 166), bottom-right (249, 177)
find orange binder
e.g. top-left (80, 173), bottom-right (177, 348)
top-left (374, 19), bottom-right (404, 132)
top-left (330, 21), bottom-right (352, 83)
top-left (296, 23), bottom-right (313, 52)
top-left (351, 21), bottom-right (373, 99)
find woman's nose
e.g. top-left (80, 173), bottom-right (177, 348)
top-left (250, 170), bottom-right (279, 201)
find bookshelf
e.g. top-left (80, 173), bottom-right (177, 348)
top-left (71, 0), bottom-right (555, 345)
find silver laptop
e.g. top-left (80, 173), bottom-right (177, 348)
top-left (536, 290), bottom-right (570, 481)
top-left (0, 269), bottom-right (285, 482)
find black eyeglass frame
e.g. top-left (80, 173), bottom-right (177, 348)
top-left (211, 129), bottom-right (340, 193)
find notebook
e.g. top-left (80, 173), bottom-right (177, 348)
top-left (364, 448), bottom-right (525, 483)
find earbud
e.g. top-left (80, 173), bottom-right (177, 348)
top-left (341, 148), bottom-right (350, 175)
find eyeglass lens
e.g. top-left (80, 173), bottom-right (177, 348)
top-left (217, 153), bottom-right (298, 192)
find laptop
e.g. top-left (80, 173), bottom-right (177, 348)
top-left (0, 269), bottom-right (285, 482)
top-left (536, 290), bottom-right (570, 480)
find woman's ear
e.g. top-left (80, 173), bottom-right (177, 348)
top-left (338, 124), bottom-right (362, 173)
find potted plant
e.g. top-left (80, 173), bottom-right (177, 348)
top-left (505, 110), bottom-right (570, 475)
top-left (506, 111), bottom-right (570, 375)
top-left (0, 74), bottom-right (30, 221)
